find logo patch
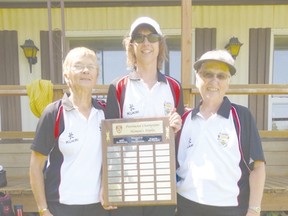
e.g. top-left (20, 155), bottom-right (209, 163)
top-left (217, 132), bottom-right (229, 147)
top-left (164, 101), bottom-right (173, 116)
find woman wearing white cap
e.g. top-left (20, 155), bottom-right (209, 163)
top-left (176, 50), bottom-right (266, 216)
top-left (105, 17), bottom-right (185, 216)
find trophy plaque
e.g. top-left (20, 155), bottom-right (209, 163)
top-left (101, 117), bottom-right (176, 207)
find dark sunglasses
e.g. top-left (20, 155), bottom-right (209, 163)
top-left (133, 34), bottom-right (161, 43)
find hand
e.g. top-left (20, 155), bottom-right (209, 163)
top-left (39, 209), bottom-right (53, 216)
top-left (100, 186), bottom-right (117, 210)
top-left (169, 108), bottom-right (182, 133)
top-left (246, 208), bottom-right (260, 216)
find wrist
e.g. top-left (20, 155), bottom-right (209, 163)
top-left (39, 208), bottom-right (48, 215)
top-left (248, 206), bottom-right (261, 214)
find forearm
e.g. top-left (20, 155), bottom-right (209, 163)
top-left (30, 152), bottom-right (49, 211)
top-left (30, 168), bottom-right (48, 210)
top-left (247, 161), bottom-right (266, 215)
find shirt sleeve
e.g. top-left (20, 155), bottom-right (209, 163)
top-left (31, 102), bottom-right (59, 155)
top-left (105, 83), bottom-right (121, 119)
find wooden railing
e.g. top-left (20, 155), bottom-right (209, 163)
top-left (1, 83), bottom-right (288, 101)
top-left (1, 83), bottom-right (288, 139)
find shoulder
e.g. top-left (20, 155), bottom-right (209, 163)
top-left (165, 75), bottom-right (181, 86)
top-left (41, 100), bottom-right (62, 117)
top-left (110, 75), bottom-right (129, 87)
top-left (164, 75), bottom-right (182, 92)
top-left (182, 109), bottom-right (193, 121)
top-left (231, 103), bottom-right (255, 124)
top-left (92, 97), bottom-right (106, 110)
top-left (231, 103), bottom-right (252, 116)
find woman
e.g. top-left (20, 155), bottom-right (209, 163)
top-left (105, 17), bottom-right (184, 216)
top-left (30, 47), bottom-right (108, 216)
top-left (176, 50), bottom-right (266, 216)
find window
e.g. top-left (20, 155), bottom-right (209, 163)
top-left (269, 33), bottom-right (288, 130)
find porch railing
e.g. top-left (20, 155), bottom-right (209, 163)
top-left (0, 84), bottom-right (288, 139)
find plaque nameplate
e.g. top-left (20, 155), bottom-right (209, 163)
top-left (102, 117), bottom-right (176, 207)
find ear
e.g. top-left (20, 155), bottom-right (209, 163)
top-left (63, 73), bottom-right (70, 84)
top-left (195, 73), bottom-right (200, 88)
top-left (95, 71), bottom-right (99, 82)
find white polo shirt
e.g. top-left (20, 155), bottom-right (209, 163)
top-left (122, 78), bottom-right (174, 118)
top-left (55, 107), bottom-right (104, 204)
top-left (177, 111), bottom-right (241, 206)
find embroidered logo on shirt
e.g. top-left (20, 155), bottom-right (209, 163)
top-left (164, 101), bottom-right (173, 116)
top-left (217, 132), bottom-right (229, 147)
top-left (66, 132), bottom-right (79, 144)
top-left (187, 138), bottom-right (194, 149)
top-left (126, 104), bottom-right (140, 116)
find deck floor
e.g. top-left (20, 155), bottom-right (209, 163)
top-left (1, 176), bottom-right (287, 212)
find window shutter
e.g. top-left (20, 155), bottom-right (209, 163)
top-left (249, 28), bottom-right (271, 130)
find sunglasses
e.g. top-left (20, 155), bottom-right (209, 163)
top-left (132, 34), bottom-right (161, 43)
top-left (199, 71), bottom-right (231, 80)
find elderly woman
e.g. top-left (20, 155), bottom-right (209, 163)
top-left (30, 47), bottom-right (108, 216)
top-left (176, 50), bottom-right (266, 216)
top-left (105, 17), bottom-right (184, 216)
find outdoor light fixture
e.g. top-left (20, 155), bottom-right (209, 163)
top-left (20, 39), bottom-right (39, 73)
top-left (225, 37), bottom-right (243, 59)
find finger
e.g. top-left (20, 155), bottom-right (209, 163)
top-left (168, 108), bottom-right (177, 116)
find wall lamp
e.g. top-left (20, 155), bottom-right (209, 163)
top-left (20, 39), bottom-right (39, 73)
top-left (225, 37), bottom-right (243, 59)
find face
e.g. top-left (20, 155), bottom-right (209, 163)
top-left (196, 60), bottom-right (231, 102)
top-left (64, 54), bottom-right (98, 90)
top-left (131, 28), bottom-right (160, 67)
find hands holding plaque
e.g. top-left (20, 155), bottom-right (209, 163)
top-left (101, 117), bottom-right (177, 207)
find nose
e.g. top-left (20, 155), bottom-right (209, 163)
top-left (82, 67), bottom-right (90, 73)
top-left (142, 36), bottom-right (150, 44)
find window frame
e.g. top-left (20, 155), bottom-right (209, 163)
top-left (268, 29), bottom-right (288, 130)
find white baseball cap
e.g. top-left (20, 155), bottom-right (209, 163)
top-left (193, 50), bottom-right (236, 75)
top-left (129, 17), bottom-right (163, 36)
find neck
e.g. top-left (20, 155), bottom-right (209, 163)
top-left (136, 66), bottom-right (158, 89)
top-left (69, 91), bottom-right (92, 119)
top-left (200, 100), bottom-right (222, 119)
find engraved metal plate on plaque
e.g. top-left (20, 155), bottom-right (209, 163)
top-left (102, 117), bottom-right (176, 207)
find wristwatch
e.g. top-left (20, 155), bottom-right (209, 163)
top-left (249, 206), bottom-right (261, 213)
top-left (39, 208), bottom-right (48, 216)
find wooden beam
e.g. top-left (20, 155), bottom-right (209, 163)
top-left (1, 84), bottom-right (288, 97)
top-left (182, 84), bottom-right (288, 95)
top-left (259, 130), bottom-right (288, 138)
top-left (181, 0), bottom-right (192, 107)
top-left (0, 131), bottom-right (34, 139)
top-left (0, 84), bottom-right (109, 96)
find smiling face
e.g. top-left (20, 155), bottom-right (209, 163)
top-left (63, 49), bottom-right (98, 91)
top-left (196, 60), bottom-right (231, 103)
top-left (131, 28), bottom-right (160, 68)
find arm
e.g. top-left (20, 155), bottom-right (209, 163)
top-left (246, 160), bottom-right (266, 216)
top-left (30, 150), bottom-right (53, 216)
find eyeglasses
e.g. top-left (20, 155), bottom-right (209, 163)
top-left (70, 64), bottom-right (97, 73)
top-left (133, 34), bottom-right (161, 43)
top-left (199, 71), bottom-right (231, 80)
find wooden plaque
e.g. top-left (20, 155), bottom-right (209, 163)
top-left (101, 117), bottom-right (176, 207)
